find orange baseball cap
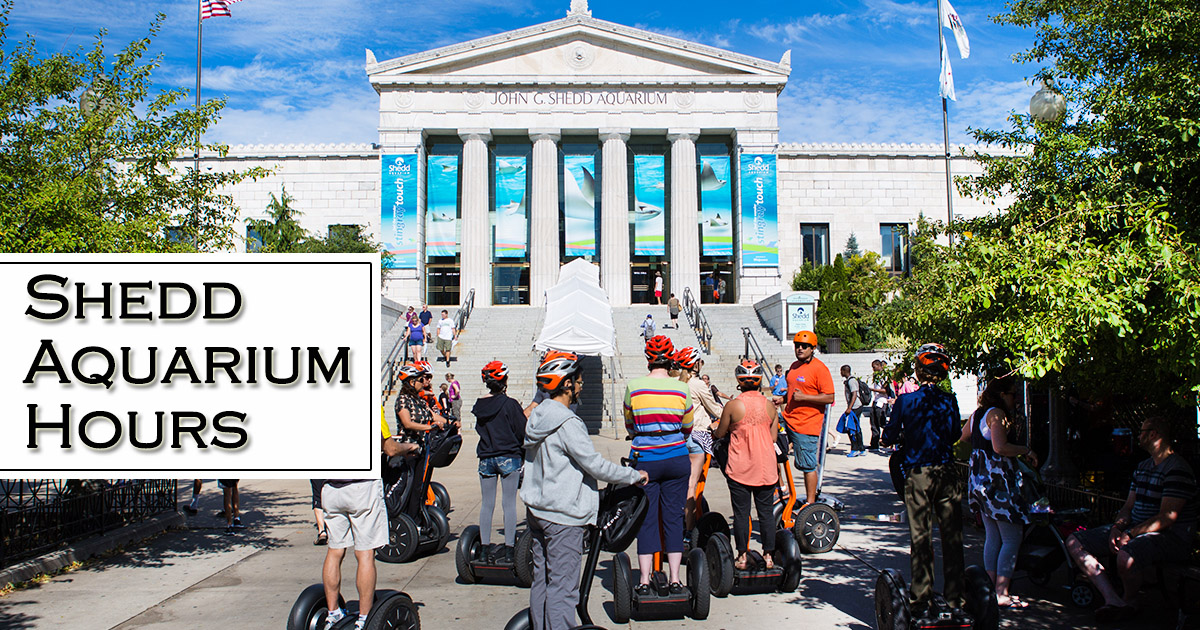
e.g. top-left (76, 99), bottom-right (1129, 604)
top-left (793, 330), bottom-right (818, 345)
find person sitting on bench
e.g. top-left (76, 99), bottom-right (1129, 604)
top-left (1066, 415), bottom-right (1198, 623)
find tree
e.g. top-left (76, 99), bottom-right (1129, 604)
top-left (247, 188), bottom-right (390, 262)
top-left (889, 0), bottom-right (1200, 407)
top-left (843, 232), bottom-right (861, 258)
top-left (792, 252), bottom-right (896, 351)
top-left (0, 3), bottom-right (265, 252)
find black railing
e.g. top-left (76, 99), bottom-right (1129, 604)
top-left (1, 479), bottom-right (177, 570)
top-left (681, 287), bottom-right (713, 354)
top-left (381, 334), bottom-right (410, 400)
top-left (741, 327), bottom-right (769, 369)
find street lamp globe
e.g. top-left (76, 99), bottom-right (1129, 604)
top-left (1029, 80), bottom-right (1066, 123)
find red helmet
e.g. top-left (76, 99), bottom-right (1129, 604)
top-left (537, 352), bottom-right (580, 392)
top-left (735, 359), bottom-right (764, 387)
top-left (481, 361), bottom-right (509, 384)
top-left (644, 335), bottom-right (675, 365)
top-left (673, 346), bottom-right (702, 371)
top-left (915, 343), bottom-right (951, 376)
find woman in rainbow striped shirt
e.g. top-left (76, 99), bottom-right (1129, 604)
top-left (623, 335), bottom-right (694, 596)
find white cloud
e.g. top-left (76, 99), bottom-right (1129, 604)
top-left (205, 93), bottom-right (378, 146)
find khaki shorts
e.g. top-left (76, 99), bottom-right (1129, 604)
top-left (436, 337), bottom-right (453, 353)
top-left (321, 479), bottom-right (388, 551)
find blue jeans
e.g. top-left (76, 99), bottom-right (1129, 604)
top-left (479, 454), bottom-right (522, 477)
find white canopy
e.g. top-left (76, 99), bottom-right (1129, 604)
top-left (534, 259), bottom-right (614, 356)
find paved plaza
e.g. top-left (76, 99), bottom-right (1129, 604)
top-left (0, 433), bottom-right (1178, 629)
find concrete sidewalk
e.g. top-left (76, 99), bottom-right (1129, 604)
top-left (0, 432), bottom-right (1179, 629)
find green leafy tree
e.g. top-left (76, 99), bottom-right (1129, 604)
top-left (890, 0), bottom-right (1200, 406)
top-left (247, 189), bottom-right (391, 266)
top-left (793, 252), bottom-right (897, 351)
top-left (0, 4), bottom-right (265, 252)
top-left (843, 232), bottom-right (861, 258)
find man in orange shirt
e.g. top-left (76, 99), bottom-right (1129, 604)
top-left (773, 330), bottom-right (835, 506)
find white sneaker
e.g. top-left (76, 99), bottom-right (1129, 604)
top-left (324, 608), bottom-right (346, 630)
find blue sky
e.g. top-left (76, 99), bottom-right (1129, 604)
top-left (5, 0), bottom-right (1040, 146)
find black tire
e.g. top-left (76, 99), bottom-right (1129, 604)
top-left (287, 584), bottom-right (345, 630)
top-left (503, 609), bottom-right (532, 630)
top-left (1028, 571), bottom-right (1052, 587)
top-left (705, 534), bottom-right (734, 598)
top-left (794, 503), bottom-right (839, 554)
top-left (514, 529), bottom-right (535, 588)
top-left (875, 569), bottom-right (910, 630)
top-left (430, 481), bottom-right (451, 513)
top-left (1070, 581), bottom-right (1097, 609)
top-left (612, 552), bottom-right (633, 624)
top-left (964, 564), bottom-right (999, 630)
top-left (772, 501), bottom-right (786, 531)
top-left (384, 481), bottom-right (406, 520)
top-left (775, 529), bottom-right (803, 593)
top-left (687, 547), bottom-right (711, 620)
top-left (425, 505), bottom-right (450, 552)
top-left (376, 513), bottom-right (420, 564)
top-left (456, 525), bottom-right (480, 584)
top-left (696, 510), bottom-right (729, 545)
top-left (365, 592), bottom-right (421, 630)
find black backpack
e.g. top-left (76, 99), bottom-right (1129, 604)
top-left (850, 376), bottom-right (872, 407)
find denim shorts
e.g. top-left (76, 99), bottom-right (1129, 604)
top-left (479, 454), bottom-right (522, 478)
top-left (785, 428), bottom-right (820, 472)
top-left (686, 430), bottom-right (713, 455)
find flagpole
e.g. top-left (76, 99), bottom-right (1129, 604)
top-left (938, 3), bottom-right (954, 248)
top-left (195, 0), bottom-right (202, 220)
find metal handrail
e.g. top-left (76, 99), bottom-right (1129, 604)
top-left (741, 327), bottom-right (769, 369)
top-left (382, 335), bottom-right (409, 402)
top-left (681, 287), bottom-right (713, 354)
top-left (454, 288), bottom-right (476, 333)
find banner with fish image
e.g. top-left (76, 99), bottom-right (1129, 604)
top-left (632, 154), bottom-right (666, 256)
top-left (563, 155), bottom-right (598, 257)
top-left (493, 155), bottom-right (528, 259)
top-left (739, 154), bottom-right (779, 267)
top-left (699, 156), bottom-right (733, 256)
top-left (381, 154), bottom-right (419, 269)
top-left (426, 155), bottom-right (459, 258)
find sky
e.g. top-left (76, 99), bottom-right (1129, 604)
top-left (4, 0), bottom-right (1042, 147)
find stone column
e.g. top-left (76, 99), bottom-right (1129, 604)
top-left (529, 129), bottom-right (561, 307)
top-left (600, 128), bottom-right (631, 307)
top-left (459, 129), bottom-right (492, 305)
top-left (668, 129), bottom-right (701, 305)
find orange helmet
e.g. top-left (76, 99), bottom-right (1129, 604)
top-left (915, 343), bottom-right (950, 376)
top-left (673, 346), bottom-right (703, 371)
top-left (536, 352), bottom-right (580, 392)
top-left (644, 335), bottom-right (675, 365)
top-left (396, 363), bottom-right (424, 382)
top-left (413, 360), bottom-right (434, 378)
top-left (793, 330), bottom-right (818, 346)
top-left (481, 361), bottom-right (509, 384)
top-left (735, 359), bottom-right (764, 387)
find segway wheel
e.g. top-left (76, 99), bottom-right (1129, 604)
top-left (503, 608), bottom-right (532, 630)
top-left (612, 551), bottom-right (633, 624)
top-left (705, 534), bottom-right (734, 597)
top-left (425, 504), bottom-right (451, 552)
top-left (794, 503), bottom-right (839, 554)
top-left (775, 529), bottom-right (803, 593)
top-left (365, 592), bottom-right (421, 630)
top-left (687, 547), bottom-right (711, 620)
top-left (456, 525), bottom-right (481, 584)
top-left (696, 510), bottom-right (729, 547)
top-left (875, 569), bottom-right (910, 630)
top-left (287, 584), bottom-right (345, 630)
top-left (1069, 581), bottom-right (1097, 608)
top-left (772, 500), bottom-right (786, 532)
top-left (430, 481), bottom-right (451, 512)
top-left (376, 513), bottom-right (420, 564)
top-left (1027, 571), bottom-right (1052, 587)
top-left (514, 529), bottom-right (535, 587)
top-left (964, 564), bottom-right (999, 630)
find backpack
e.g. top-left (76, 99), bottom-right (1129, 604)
top-left (849, 376), bottom-right (871, 407)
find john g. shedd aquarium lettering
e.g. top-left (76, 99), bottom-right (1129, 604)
top-left (490, 90), bottom-right (668, 106)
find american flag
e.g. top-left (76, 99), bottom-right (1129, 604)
top-left (201, 0), bottom-right (245, 20)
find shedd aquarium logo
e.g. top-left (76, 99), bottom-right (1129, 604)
top-left (747, 156), bottom-right (771, 173)
top-left (387, 157), bottom-right (411, 175)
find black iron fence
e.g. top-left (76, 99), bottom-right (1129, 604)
top-left (1, 479), bottom-right (177, 570)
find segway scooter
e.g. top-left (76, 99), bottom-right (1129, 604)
top-left (287, 584), bottom-right (420, 630)
top-left (502, 483), bottom-right (649, 630)
top-left (456, 525), bottom-right (536, 587)
top-left (875, 565), bottom-right (999, 630)
top-left (376, 423), bottom-right (461, 563)
top-left (774, 406), bottom-right (843, 554)
top-left (693, 434), bottom-right (803, 597)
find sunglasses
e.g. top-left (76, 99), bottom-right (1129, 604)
top-left (795, 343), bottom-right (815, 350)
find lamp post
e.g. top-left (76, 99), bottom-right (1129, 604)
top-left (1029, 80), bottom-right (1066, 123)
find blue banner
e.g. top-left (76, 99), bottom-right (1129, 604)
top-left (700, 156), bottom-right (733, 256)
top-left (739, 154), bottom-right (779, 267)
top-left (426, 155), bottom-right (459, 258)
top-left (493, 156), bottom-right (528, 259)
top-left (381, 154), bottom-right (419, 269)
top-left (563, 155), bottom-right (598, 257)
top-left (632, 155), bottom-right (666, 256)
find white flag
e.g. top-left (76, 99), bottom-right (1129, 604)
top-left (939, 0), bottom-right (970, 59)
top-left (939, 39), bottom-right (956, 101)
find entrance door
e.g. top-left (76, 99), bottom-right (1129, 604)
top-left (631, 262), bottom-right (669, 305)
top-left (700, 262), bottom-right (735, 304)
top-left (426, 265), bottom-right (460, 307)
top-left (492, 263), bottom-right (530, 305)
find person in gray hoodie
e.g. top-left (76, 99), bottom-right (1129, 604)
top-left (521, 351), bottom-right (647, 630)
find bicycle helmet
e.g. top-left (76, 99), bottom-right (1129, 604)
top-left (915, 342), bottom-right (951, 376)
top-left (598, 484), bottom-right (648, 553)
top-left (735, 359), bottom-right (764, 388)
top-left (536, 351), bottom-right (580, 392)
top-left (481, 360), bottom-right (509, 384)
top-left (644, 335), bottom-right (675, 365)
top-left (793, 330), bottom-right (818, 346)
top-left (673, 346), bottom-right (702, 372)
top-left (396, 363), bottom-right (423, 382)
top-left (413, 360), bottom-right (434, 378)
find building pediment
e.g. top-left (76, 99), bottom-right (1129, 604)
top-left (367, 15), bottom-right (789, 91)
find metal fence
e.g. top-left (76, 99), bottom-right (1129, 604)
top-left (1, 479), bottom-right (177, 570)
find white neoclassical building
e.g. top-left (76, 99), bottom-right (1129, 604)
top-left (208, 1), bottom-right (1006, 308)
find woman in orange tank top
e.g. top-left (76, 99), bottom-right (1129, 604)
top-left (713, 360), bottom-right (781, 570)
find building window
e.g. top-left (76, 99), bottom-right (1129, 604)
top-left (165, 226), bottom-right (186, 244)
top-left (246, 226), bottom-right (263, 252)
top-left (880, 223), bottom-right (909, 274)
top-left (800, 223), bottom-right (829, 266)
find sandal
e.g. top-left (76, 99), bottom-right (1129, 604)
top-left (763, 554), bottom-right (775, 570)
top-left (734, 556), bottom-right (752, 571)
top-left (314, 525), bottom-right (328, 546)
top-left (996, 596), bottom-right (1027, 609)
